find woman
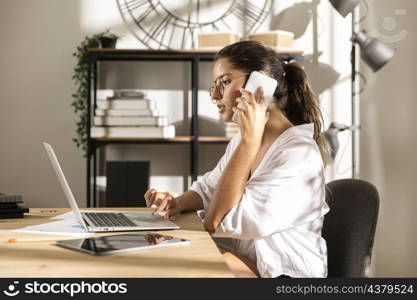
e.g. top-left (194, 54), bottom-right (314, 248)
top-left (144, 41), bottom-right (330, 278)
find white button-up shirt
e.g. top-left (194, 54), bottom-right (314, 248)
top-left (190, 123), bottom-right (330, 278)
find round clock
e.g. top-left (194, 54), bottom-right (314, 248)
top-left (117, 0), bottom-right (271, 49)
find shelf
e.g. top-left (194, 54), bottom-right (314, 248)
top-left (198, 136), bottom-right (231, 143)
top-left (86, 48), bottom-right (304, 63)
top-left (92, 136), bottom-right (231, 144)
top-left (87, 48), bottom-right (304, 54)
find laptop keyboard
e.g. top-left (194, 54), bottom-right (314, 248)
top-left (84, 212), bottom-right (137, 227)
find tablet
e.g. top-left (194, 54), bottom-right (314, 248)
top-left (55, 233), bottom-right (190, 255)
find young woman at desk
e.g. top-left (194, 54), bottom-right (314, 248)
top-left (144, 41), bottom-right (330, 278)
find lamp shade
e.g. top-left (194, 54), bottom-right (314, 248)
top-left (329, 0), bottom-right (360, 17)
top-left (352, 30), bottom-right (396, 72)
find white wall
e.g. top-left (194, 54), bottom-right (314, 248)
top-left (359, 0), bottom-right (417, 277)
top-left (0, 0), bottom-right (85, 207)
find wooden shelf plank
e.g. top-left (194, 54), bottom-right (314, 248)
top-left (93, 136), bottom-right (191, 142)
top-left (87, 48), bottom-right (303, 54)
top-left (197, 136), bottom-right (231, 142)
top-left (92, 136), bottom-right (232, 143)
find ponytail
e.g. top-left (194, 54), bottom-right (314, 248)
top-left (281, 61), bottom-right (329, 165)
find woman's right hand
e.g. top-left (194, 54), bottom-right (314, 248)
top-left (144, 189), bottom-right (182, 219)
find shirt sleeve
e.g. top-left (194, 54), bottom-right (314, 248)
top-left (189, 133), bottom-right (240, 219)
top-left (212, 137), bottom-right (329, 240)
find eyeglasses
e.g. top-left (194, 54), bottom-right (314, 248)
top-left (209, 73), bottom-right (249, 103)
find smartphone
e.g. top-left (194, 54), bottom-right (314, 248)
top-left (232, 71), bottom-right (278, 123)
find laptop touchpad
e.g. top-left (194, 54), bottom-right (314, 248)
top-left (123, 211), bottom-right (167, 223)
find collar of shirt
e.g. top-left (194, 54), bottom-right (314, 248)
top-left (274, 123), bottom-right (315, 146)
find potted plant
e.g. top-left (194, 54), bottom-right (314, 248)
top-left (98, 32), bottom-right (119, 48)
top-left (71, 30), bottom-right (120, 154)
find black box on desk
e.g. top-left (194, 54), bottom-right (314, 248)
top-left (106, 161), bottom-right (150, 207)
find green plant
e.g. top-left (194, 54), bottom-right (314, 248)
top-left (71, 30), bottom-right (119, 154)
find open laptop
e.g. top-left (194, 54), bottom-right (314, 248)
top-left (43, 142), bottom-right (180, 232)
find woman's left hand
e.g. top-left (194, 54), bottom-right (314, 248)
top-left (233, 87), bottom-right (270, 144)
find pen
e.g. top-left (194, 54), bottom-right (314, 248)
top-left (7, 238), bottom-right (68, 243)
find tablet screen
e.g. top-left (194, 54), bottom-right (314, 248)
top-left (56, 233), bottom-right (189, 255)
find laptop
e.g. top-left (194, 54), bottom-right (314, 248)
top-left (43, 142), bottom-right (180, 232)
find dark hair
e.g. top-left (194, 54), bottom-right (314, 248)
top-left (215, 40), bottom-right (329, 165)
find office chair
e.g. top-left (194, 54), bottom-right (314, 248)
top-left (322, 179), bottom-right (379, 277)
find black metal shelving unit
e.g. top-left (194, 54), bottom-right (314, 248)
top-left (85, 49), bottom-right (304, 207)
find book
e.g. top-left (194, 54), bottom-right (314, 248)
top-left (91, 126), bottom-right (175, 138)
top-left (0, 194), bottom-right (23, 203)
top-left (0, 203), bottom-right (19, 209)
top-left (0, 206), bottom-right (29, 214)
top-left (0, 213), bottom-right (24, 219)
top-left (95, 109), bottom-right (159, 117)
top-left (94, 116), bottom-right (168, 126)
top-left (107, 95), bottom-right (146, 100)
top-left (96, 99), bottom-right (155, 110)
top-left (112, 89), bottom-right (146, 99)
top-left (97, 89), bottom-right (147, 100)
top-left (0, 203), bottom-right (27, 209)
top-left (225, 122), bottom-right (240, 138)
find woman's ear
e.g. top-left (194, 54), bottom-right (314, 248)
top-left (258, 70), bottom-right (267, 75)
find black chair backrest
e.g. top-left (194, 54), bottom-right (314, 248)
top-left (322, 179), bottom-right (379, 277)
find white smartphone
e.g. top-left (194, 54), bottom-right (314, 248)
top-left (232, 71), bottom-right (278, 123)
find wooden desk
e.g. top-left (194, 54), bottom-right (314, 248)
top-left (0, 208), bottom-right (233, 278)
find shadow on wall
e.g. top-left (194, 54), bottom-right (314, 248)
top-left (270, 0), bottom-right (341, 96)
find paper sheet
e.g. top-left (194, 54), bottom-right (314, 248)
top-left (12, 219), bottom-right (92, 237)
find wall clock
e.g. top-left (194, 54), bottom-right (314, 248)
top-left (117, 0), bottom-right (271, 49)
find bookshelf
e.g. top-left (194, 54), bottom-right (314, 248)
top-left (85, 48), bottom-right (304, 207)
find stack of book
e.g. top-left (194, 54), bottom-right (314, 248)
top-left (91, 90), bottom-right (175, 138)
top-left (0, 194), bottom-right (29, 219)
top-left (225, 122), bottom-right (240, 138)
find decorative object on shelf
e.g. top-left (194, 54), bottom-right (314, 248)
top-left (249, 30), bottom-right (294, 50)
top-left (197, 32), bottom-right (241, 50)
top-left (116, 0), bottom-right (271, 49)
top-left (71, 30), bottom-right (120, 154)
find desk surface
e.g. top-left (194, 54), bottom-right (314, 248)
top-left (0, 208), bottom-right (233, 278)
